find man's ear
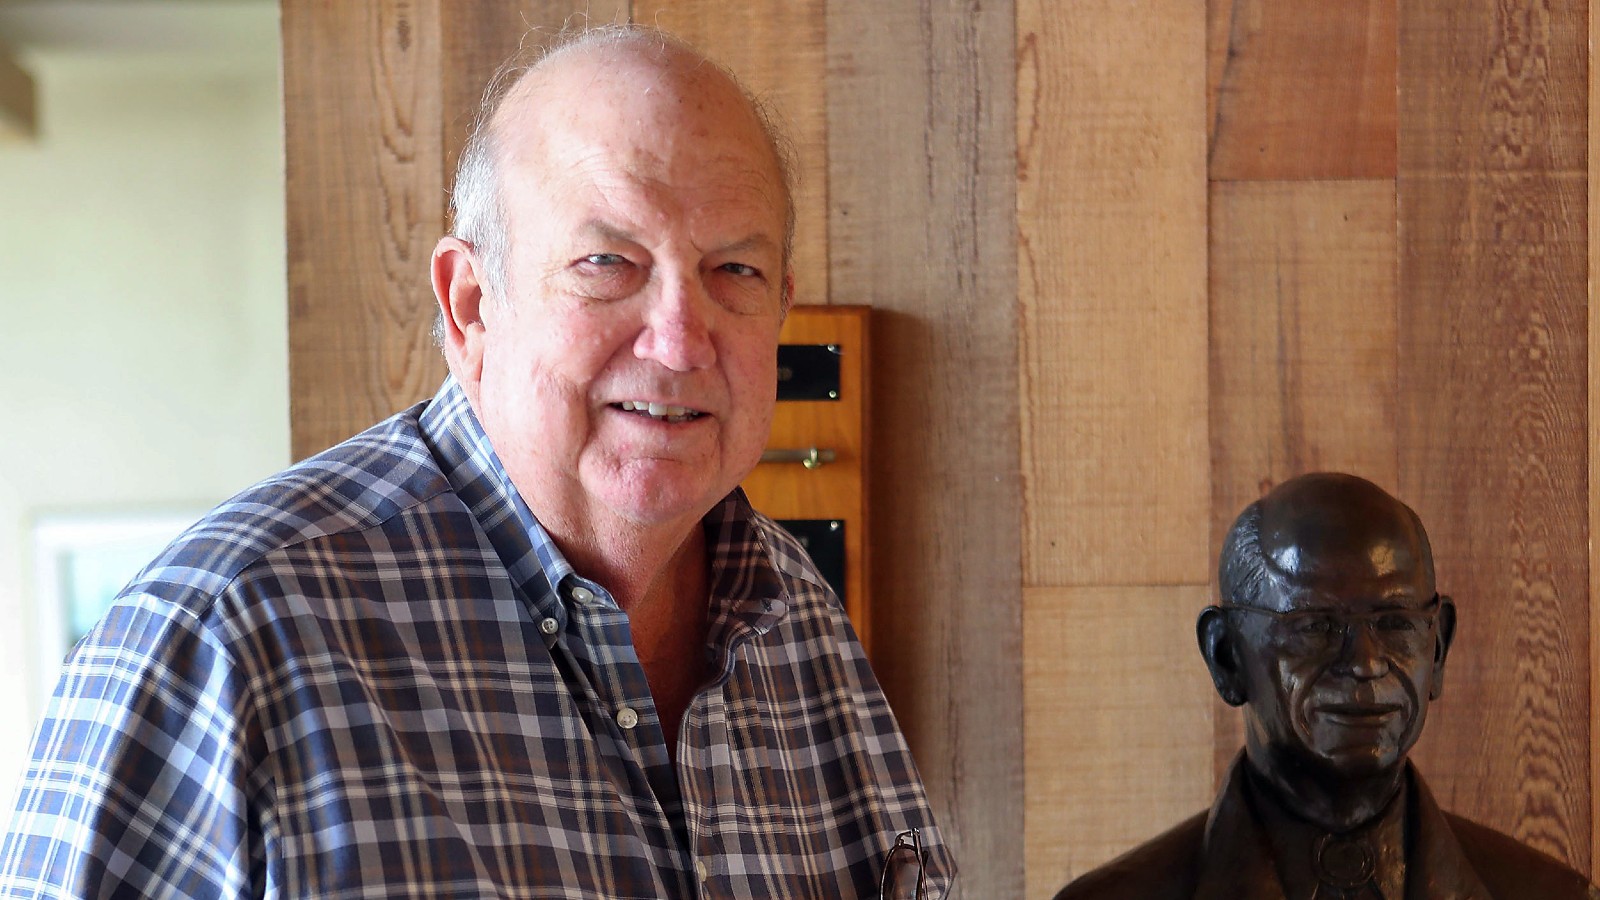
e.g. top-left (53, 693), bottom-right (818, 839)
top-left (1429, 595), bottom-right (1457, 700)
top-left (1198, 606), bottom-right (1248, 707)
top-left (432, 236), bottom-right (489, 387)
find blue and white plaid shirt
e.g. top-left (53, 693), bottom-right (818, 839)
top-left (0, 378), bottom-right (953, 899)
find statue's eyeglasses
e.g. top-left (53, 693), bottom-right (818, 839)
top-left (1221, 595), bottom-right (1442, 658)
top-left (878, 827), bottom-right (927, 899)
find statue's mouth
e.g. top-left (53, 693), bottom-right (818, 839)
top-left (1315, 702), bottom-right (1402, 726)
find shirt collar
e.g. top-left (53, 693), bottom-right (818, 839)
top-left (418, 377), bottom-right (564, 617)
top-left (702, 490), bottom-right (789, 655)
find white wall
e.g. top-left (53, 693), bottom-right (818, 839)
top-left (0, 18), bottom-right (287, 803)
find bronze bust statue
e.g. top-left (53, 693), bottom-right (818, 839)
top-left (1056, 472), bottom-right (1599, 900)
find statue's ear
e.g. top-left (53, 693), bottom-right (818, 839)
top-left (1198, 606), bottom-right (1247, 707)
top-left (1429, 595), bottom-right (1457, 700)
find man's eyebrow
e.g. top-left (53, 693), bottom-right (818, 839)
top-left (714, 234), bottom-right (779, 255)
top-left (1373, 591), bottom-right (1430, 609)
top-left (572, 224), bottom-right (777, 255)
top-left (578, 221), bottom-right (637, 244)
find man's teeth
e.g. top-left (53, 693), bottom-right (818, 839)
top-left (617, 400), bottom-right (701, 422)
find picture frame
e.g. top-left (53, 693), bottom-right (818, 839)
top-left (30, 510), bottom-right (205, 704)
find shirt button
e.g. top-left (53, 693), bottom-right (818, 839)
top-left (570, 586), bottom-right (595, 604)
top-left (616, 706), bottom-right (639, 729)
top-left (696, 859), bottom-right (710, 881)
top-left (538, 617), bottom-right (559, 635)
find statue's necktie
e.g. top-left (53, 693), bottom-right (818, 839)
top-left (1310, 833), bottom-right (1384, 899)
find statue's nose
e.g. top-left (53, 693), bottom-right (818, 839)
top-left (1333, 620), bottom-right (1391, 679)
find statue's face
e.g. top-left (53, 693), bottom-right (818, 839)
top-left (1232, 575), bottom-right (1441, 779)
top-left (1230, 477), bottom-right (1449, 783)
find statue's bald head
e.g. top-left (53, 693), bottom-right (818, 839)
top-left (1220, 473), bottom-right (1436, 612)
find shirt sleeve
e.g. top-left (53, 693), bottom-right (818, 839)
top-left (0, 592), bottom-right (264, 898)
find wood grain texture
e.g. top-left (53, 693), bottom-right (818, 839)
top-left (1208, 0), bottom-right (1397, 180)
top-left (828, 0), bottom-right (1022, 894)
top-left (1024, 585), bottom-right (1215, 899)
top-left (1399, 0), bottom-right (1589, 870)
top-left (1018, 0), bottom-right (1209, 588)
top-left (1591, 0), bottom-right (1600, 873)
top-left (740, 307), bottom-right (871, 649)
top-left (1208, 179), bottom-right (1401, 779)
top-left (1209, 180), bottom-right (1400, 541)
top-left (284, 0), bottom-right (448, 460)
top-left (1400, 169), bottom-right (1589, 870)
top-left (439, 4), bottom-right (629, 190)
top-left (633, 0), bottom-right (828, 306)
top-left (286, 2), bottom-right (629, 461)
top-left (1398, 0), bottom-right (1585, 176)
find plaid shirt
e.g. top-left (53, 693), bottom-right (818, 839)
top-left (0, 379), bottom-right (954, 899)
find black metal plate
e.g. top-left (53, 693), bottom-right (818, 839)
top-left (775, 519), bottom-right (845, 603)
top-left (776, 344), bottom-right (842, 401)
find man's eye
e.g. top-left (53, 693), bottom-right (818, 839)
top-left (583, 253), bottom-right (626, 267)
top-left (719, 262), bottom-right (759, 277)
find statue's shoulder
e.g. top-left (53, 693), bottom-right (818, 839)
top-left (1052, 810), bottom-right (1208, 900)
top-left (1444, 812), bottom-right (1598, 899)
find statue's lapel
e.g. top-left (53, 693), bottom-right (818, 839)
top-left (1405, 767), bottom-right (1494, 900)
top-left (1195, 758), bottom-right (1286, 900)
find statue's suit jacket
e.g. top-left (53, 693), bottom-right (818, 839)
top-left (1054, 756), bottom-right (1598, 900)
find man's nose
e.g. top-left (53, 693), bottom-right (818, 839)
top-left (634, 272), bottom-right (717, 372)
top-left (1332, 619), bottom-right (1391, 679)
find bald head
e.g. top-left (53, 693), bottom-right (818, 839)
top-left (1220, 473), bottom-right (1436, 611)
top-left (446, 26), bottom-right (795, 307)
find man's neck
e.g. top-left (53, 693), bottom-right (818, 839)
top-left (536, 501), bottom-right (705, 609)
top-left (544, 510), bottom-right (714, 758)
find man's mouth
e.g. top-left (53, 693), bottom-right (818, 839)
top-left (613, 400), bottom-right (706, 424)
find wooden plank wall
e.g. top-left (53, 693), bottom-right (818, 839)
top-left (284, 1), bottom-right (612, 458)
top-left (1592, 0), bottom-right (1600, 878)
top-left (285, 0), bottom-right (1593, 896)
top-left (1017, 1), bottom-right (1212, 896)
top-left (825, 3), bottom-right (1021, 892)
top-left (1397, 0), bottom-right (1590, 867)
top-left (1206, 0), bottom-right (1404, 795)
top-left (1027, 0), bottom-right (1595, 892)
top-left (283, 1), bottom-right (446, 459)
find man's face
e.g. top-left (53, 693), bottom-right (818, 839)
top-left (1233, 529), bottom-right (1445, 781)
top-left (452, 52), bottom-right (789, 535)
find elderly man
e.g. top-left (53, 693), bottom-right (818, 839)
top-left (0, 27), bottom-right (953, 899)
top-left (1058, 472), bottom-right (1596, 899)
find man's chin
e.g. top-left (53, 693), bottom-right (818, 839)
top-left (591, 467), bottom-right (732, 528)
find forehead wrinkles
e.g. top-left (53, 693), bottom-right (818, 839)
top-left (502, 150), bottom-right (783, 253)
top-left (499, 133), bottom-right (785, 260)
top-left (499, 82), bottom-right (782, 225)
top-left (1256, 565), bottom-right (1424, 615)
top-left (545, 135), bottom-right (779, 196)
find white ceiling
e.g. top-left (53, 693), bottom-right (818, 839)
top-left (0, 0), bottom-right (277, 63)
